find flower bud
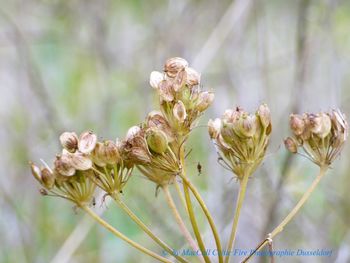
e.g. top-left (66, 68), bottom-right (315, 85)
top-left (208, 118), bottom-right (221, 139)
top-left (196, 91), bottom-right (214, 112)
top-left (150, 71), bottom-right (164, 89)
top-left (59, 132), bottom-right (78, 153)
top-left (78, 131), bottom-right (97, 154)
top-left (54, 155), bottom-right (75, 176)
top-left (146, 128), bottom-right (168, 154)
top-left (41, 168), bottom-right (55, 189)
top-left (290, 114), bottom-right (305, 136)
top-left (257, 104), bottom-right (271, 129)
top-left (30, 162), bottom-right (42, 182)
top-left (164, 57), bottom-right (188, 78)
top-left (284, 137), bottom-right (298, 153)
top-left (173, 100), bottom-right (187, 123)
top-left (185, 67), bottom-right (200, 86)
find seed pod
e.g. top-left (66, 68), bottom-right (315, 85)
top-left (234, 115), bottom-right (257, 138)
top-left (208, 118), bottom-right (221, 139)
top-left (172, 68), bottom-right (187, 92)
top-left (149, 71), bottom-right (164, 89)
top-left (284, 137), bottom-right (298, 153)
top-left (78, 131), bottom-right (97, 154)
top-left (30, 162), bottom-right (42, 182)
top-left (126, 126), bottom-right (142, 141)
top-left (92, 142), bottom-right (107, 167)
top-left (196, 91), bottom-right (214, 112)
top-left (54, 154), bottom-right (75, 176)
top-left (164, 57), bottom-right (188, 78)
top-left (130, 147), bottom-right (151, 164)
top-left (41, 167), bottom-right (55, 189)
top-left (146, 128), bottom-right (168, 154)
top-left (99, 140), bottom-right (120, 164)
top-left (173, 100), bottom-right (187, 123)
top-left (158, 80), bottom-right (174, 101)
top-left (185, 67), bottom-right (200, 86)
top-left (59, 132), bottom-right (78, 153)
top-left (290, 114), bottom-right (305, 136)
top-left (257, 104), bottom-right (271, 129)
top-left (69, 152), bottom-right (92, 170)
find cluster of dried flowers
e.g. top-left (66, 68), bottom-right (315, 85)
top-left (29, 57), bottom-right (348, 263)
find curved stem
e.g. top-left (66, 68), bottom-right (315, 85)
top-left (112, 195), bottom-right (189, 263)
top-left (162, 185), bottom-right (202, 260)
top-left (80, 205), bottom-right (171, 263)
top-left (242, 165), bottom-right (328, 263)
top-left (225, 174), bottom-right (249, 263)
top-left (180, 173), bottom-right (224, 263)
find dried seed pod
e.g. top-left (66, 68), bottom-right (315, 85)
top-left (126, 126), bottom-right (142, 140)
top-left (78, 131), bottom-right (97, 154)
top-left (68, 152), bottom-right (92, 170)
top-left (149, 71), bottom-right (164, 89)
top-left (99, 140), bottom-right (120, 164)
top-left (30, 162), bottom-right (42, 182)
top-left (185, 67), bottom-right (200, 86)
top-left (164, 57), bottom-right (188, 78)
top-left (172, 68), bottom-right (187, 92)
top-left (196, 91), bottom-right (214, 112)
top-left (41, 168), bottom-right (55, 189)
top-left (234, 115), bottom-right (258, 138)
top-left (54, 154), bottom-right (75, 176)
top-left (146, 128), bottom-right (168, 154)
top-left (257, 104), bottom-right (271, 129)
top-left (284, 137), bottom-right (298, 154)
top-left (290, 114), bottom-right (305, 136)
top-left (173, 100), bottom-right (187, 123)
top-left (59, 132), bottom-right (78, 153)
top-left (158, 80), bottom-right (174, 101)
top-left (208, 118), bottom-right (221, 139)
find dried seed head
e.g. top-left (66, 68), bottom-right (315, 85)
top-left (173, 100), bottom-right (187, 123)
top-left (208, 118), bottom-right (221, 139)
top-left (78, 131), bottom-right (97, 154)
top-left (164, 57), bottom-right (188, 78)
top-left (284, 137), bottom-right (298, 154)
top-left (149, 71), bottom-right (164, 89)
top-left (185, 67), bottom-right (200, 86)
top-left (146, 128), bottom-right (168, 154)
top-left (59, 132), bottom-right (78, 153)
top-left (290, 114), bottom-right (305, 136)
top-left (196, 91), bottom-right (214, 112)
top-left (41, 168), bottom-right (55, 189)
top-left (54, 154), bottom-right (75, 176)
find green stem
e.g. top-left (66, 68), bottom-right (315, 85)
top-left (242, 165), bottom-right (328, 263)
top-left (112, 195), bottom-right (189, 263)
top-left (162, 185), bottom-right (202, 260)
top-left (80, 205), bottom-right (171, 263)
top-left (224, 173), bottom-right (250, 263)
top-left (180, 173), bottom-right (224, 263)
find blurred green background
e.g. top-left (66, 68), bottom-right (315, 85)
top-left (1, 0), bottom-right (350, 262)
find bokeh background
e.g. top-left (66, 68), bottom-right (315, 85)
top-left (1, 0), bottom-right (350, 262)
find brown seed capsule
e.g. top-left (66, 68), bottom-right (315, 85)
top-left (185, 67), bottom-right (200, 86)
top-left (59, 132), bottom-right (78, 153)
top-left (149, 71), bottom-right (164, 89)
top-left (99, 140), bottom-right (120, 164)
top-left (158, 80), bottom-right (174, 102)
top-left (41, 167), bottom-right (55, 189)
top-left (146, 128), bottom-right (168, 154)
top-left (130, 147), bottom-right (151, 163)
top-left (164, 57), bottom-right (188, 78)
top-left (78, 131), bottom-right (97, 154)
top-left (30, 162), bottom-right (42, 182)
top-left (290, 114), bottom-right (305, 136)
top-left (68, 152), bottom-right (92, 170)
top-left (173, 100), bottom-right (187, 123)
top-left (284, 137), bottom-right (298, 153)
top-left (54, 154), bottom-right (75, 176)
top-left (196, 91), bottom-right (214, 112)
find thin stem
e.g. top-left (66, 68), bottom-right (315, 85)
top-left (182, 178), bottom-right (211, 263)
top-left (225, 173), bottom-right (250, 263)
top-left (112, 195), bottom-right (189, 263)
top-left (242, 165), bottom-right (328, 263)
top-left (180, 173), bottom-right (224, 263)
top-left (80, 205), bottom-right (171, 263)
top-left (174, 179), bottom-right (188, 214)
top-left (162, 185), bottom-right (202, 260)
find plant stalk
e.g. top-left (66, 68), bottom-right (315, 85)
top-left (80, 205), bottom-right (171, 263)
top-left (112, 195), bottom-right (189, 263)
top-left (242, 165), bottom-right (328, 263)
top-left (225, 173), bottom-right (250, 263)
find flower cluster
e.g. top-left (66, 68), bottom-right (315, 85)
top-left (150, 57), bottom-right (214, 136)
top-left (285, 109), bottom-right (348, 166)
top-left (208, 104), bottom-right (272, 179)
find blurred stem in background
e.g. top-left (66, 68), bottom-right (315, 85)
top-left (242, 165), bottom-right (329, 262)
top-left (112, 195), bottom-right (189, 263)
top-left (80, 205), bottom-right (172, 263)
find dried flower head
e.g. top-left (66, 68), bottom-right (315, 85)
top-left (286, 109), bottom-right (348, 166)
top-left (209, 104), bottom-right (272, 179)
